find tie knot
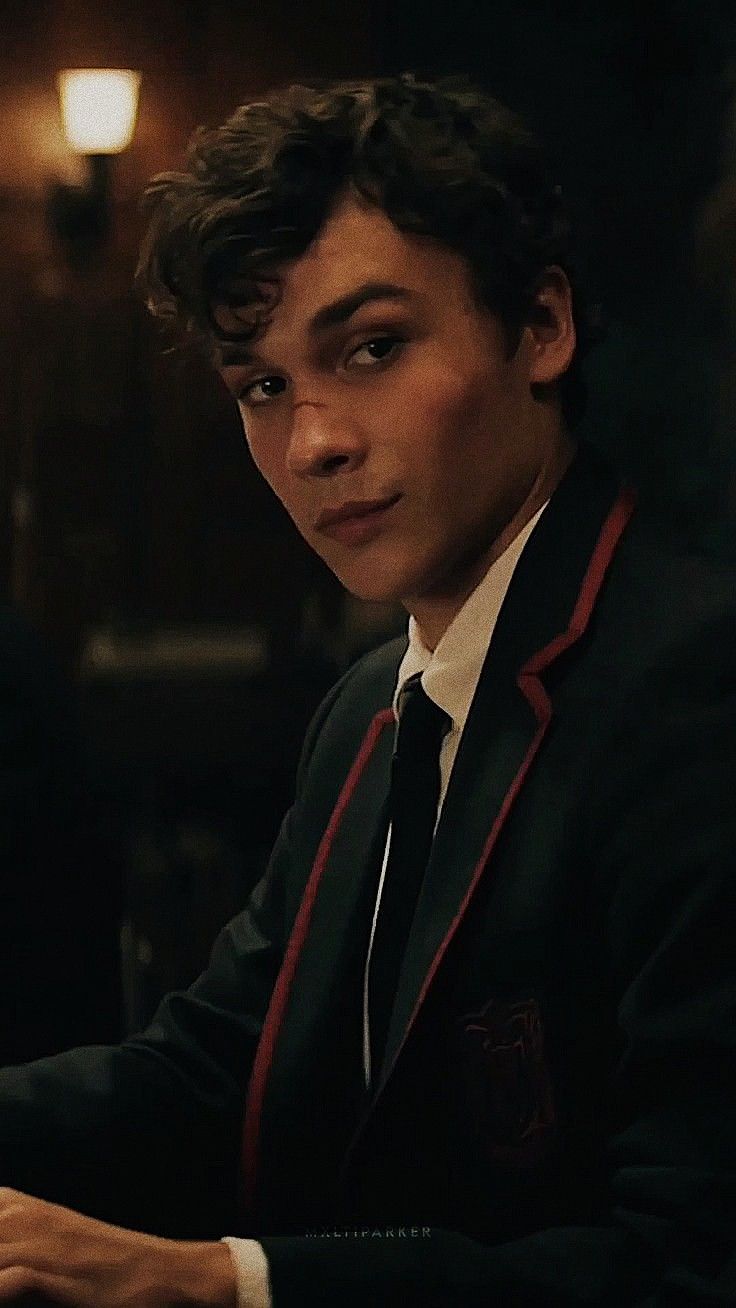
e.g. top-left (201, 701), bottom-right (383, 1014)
top-left (395, 673), bottom-right (451, 752)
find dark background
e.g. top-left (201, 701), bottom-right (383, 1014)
top-left (1, 0), bottom-right (735, 1055)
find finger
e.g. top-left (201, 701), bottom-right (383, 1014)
top-left (0, 1191), bottom-right (27, 1226)
top-left (0, 1264), bottom-right (85, 1304)
top-left (0, 1228), bottom-right (75, 1273)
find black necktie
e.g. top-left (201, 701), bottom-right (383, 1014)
top-left (368, 672), bottom-right (451, 1081)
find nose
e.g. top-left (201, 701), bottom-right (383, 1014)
top-left (285, 401), bottom-right (367, 479)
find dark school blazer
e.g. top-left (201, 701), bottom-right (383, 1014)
top-left (0, 440), bottom-right (734, 1306)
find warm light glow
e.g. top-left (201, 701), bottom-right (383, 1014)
top-left (57, 69), bottom-right (140, 154)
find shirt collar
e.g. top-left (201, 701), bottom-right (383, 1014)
top-left (393, 502), bottom-right (548, 730)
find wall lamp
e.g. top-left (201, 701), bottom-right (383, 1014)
top-left (47, 69), bottom-right (141, 268)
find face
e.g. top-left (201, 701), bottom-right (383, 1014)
top-left (218, 190), bottom-right (573, 640)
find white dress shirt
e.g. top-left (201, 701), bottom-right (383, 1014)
top-left (224, 501), bottom-right (547, 1306)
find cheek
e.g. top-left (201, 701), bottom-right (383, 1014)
top-left (245, 434), bottom-right (318, 544)
top-left (241, 419), bottom-right (288, 501)
top-left (407, 364), bottom-right (501, 474)
top-left (417, 358), bottom-right (474, 419)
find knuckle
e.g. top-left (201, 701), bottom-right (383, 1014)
top-left (0, 1264), bottom-right (35, 1293)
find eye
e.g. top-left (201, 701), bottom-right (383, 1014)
top-left (347, 335), bottom-right (404, 368)
top-left (238, 375), bottom-right (287, 407)
top-left (236, 335), bottom-right (404, 407)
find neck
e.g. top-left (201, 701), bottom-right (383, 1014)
top-left (410, 430), bottom-right (576, 652)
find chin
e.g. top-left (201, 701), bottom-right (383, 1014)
top-left (332, 564), bottom-right (413, 606)
top-left (340, 578), bottom-right (405, 605)
top-left (317, 537), bottom-right (436, 606)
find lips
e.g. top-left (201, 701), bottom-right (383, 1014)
top-left (316, 494), bottom-right (400, 530)
top-left (315, 493), bottom-right (401, 545)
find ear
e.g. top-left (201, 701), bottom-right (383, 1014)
top-left (525, 265), bottom-right (576, 386)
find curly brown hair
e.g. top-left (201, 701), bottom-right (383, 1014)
top-left (137, 72), bottom-right (606, 428)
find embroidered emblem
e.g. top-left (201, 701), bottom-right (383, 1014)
top-left (459, 995), bottom-right (556, 1165)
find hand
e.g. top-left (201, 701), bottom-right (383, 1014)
top-left (0, 1188), bottom-right (237, 1306)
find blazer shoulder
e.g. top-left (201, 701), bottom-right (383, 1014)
top-left (598, 507), bottom-right (736, 651)
top-left (578, 508), bottom-right (736, 726)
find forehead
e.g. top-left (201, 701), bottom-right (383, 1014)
top-left (306, 192), bottom-right (417, 272)
top-left (212, 192), bottom-right (484, 356)
top-left (289, 190), bottom-right (473, 306)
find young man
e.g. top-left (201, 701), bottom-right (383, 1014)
top-left (0, 73), bottom-right (733, 1307)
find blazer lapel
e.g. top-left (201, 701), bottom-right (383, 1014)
top-left (272, 707), bottom-right (395, 1067)
top-left (241, 701), bottom-right (397, 1219)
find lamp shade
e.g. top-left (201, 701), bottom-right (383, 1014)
top-left (58, 69), bottom-right (141, 154)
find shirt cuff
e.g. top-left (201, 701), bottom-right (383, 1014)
top-left (220, 1236), bottom-right (272, 1308)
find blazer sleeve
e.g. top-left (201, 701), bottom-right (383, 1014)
top-left (0, 673), bottom-right (348, 1240)
top-left (257, 615), bottom-right (736, 1305)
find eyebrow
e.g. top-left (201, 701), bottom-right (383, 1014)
top-left (219, 281), bottom-right (412, 367)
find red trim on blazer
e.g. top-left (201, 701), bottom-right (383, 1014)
top-left (381, 485), bottom-right (637, 1084)
top-left (240, 706), bottom-right (395, 1216)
